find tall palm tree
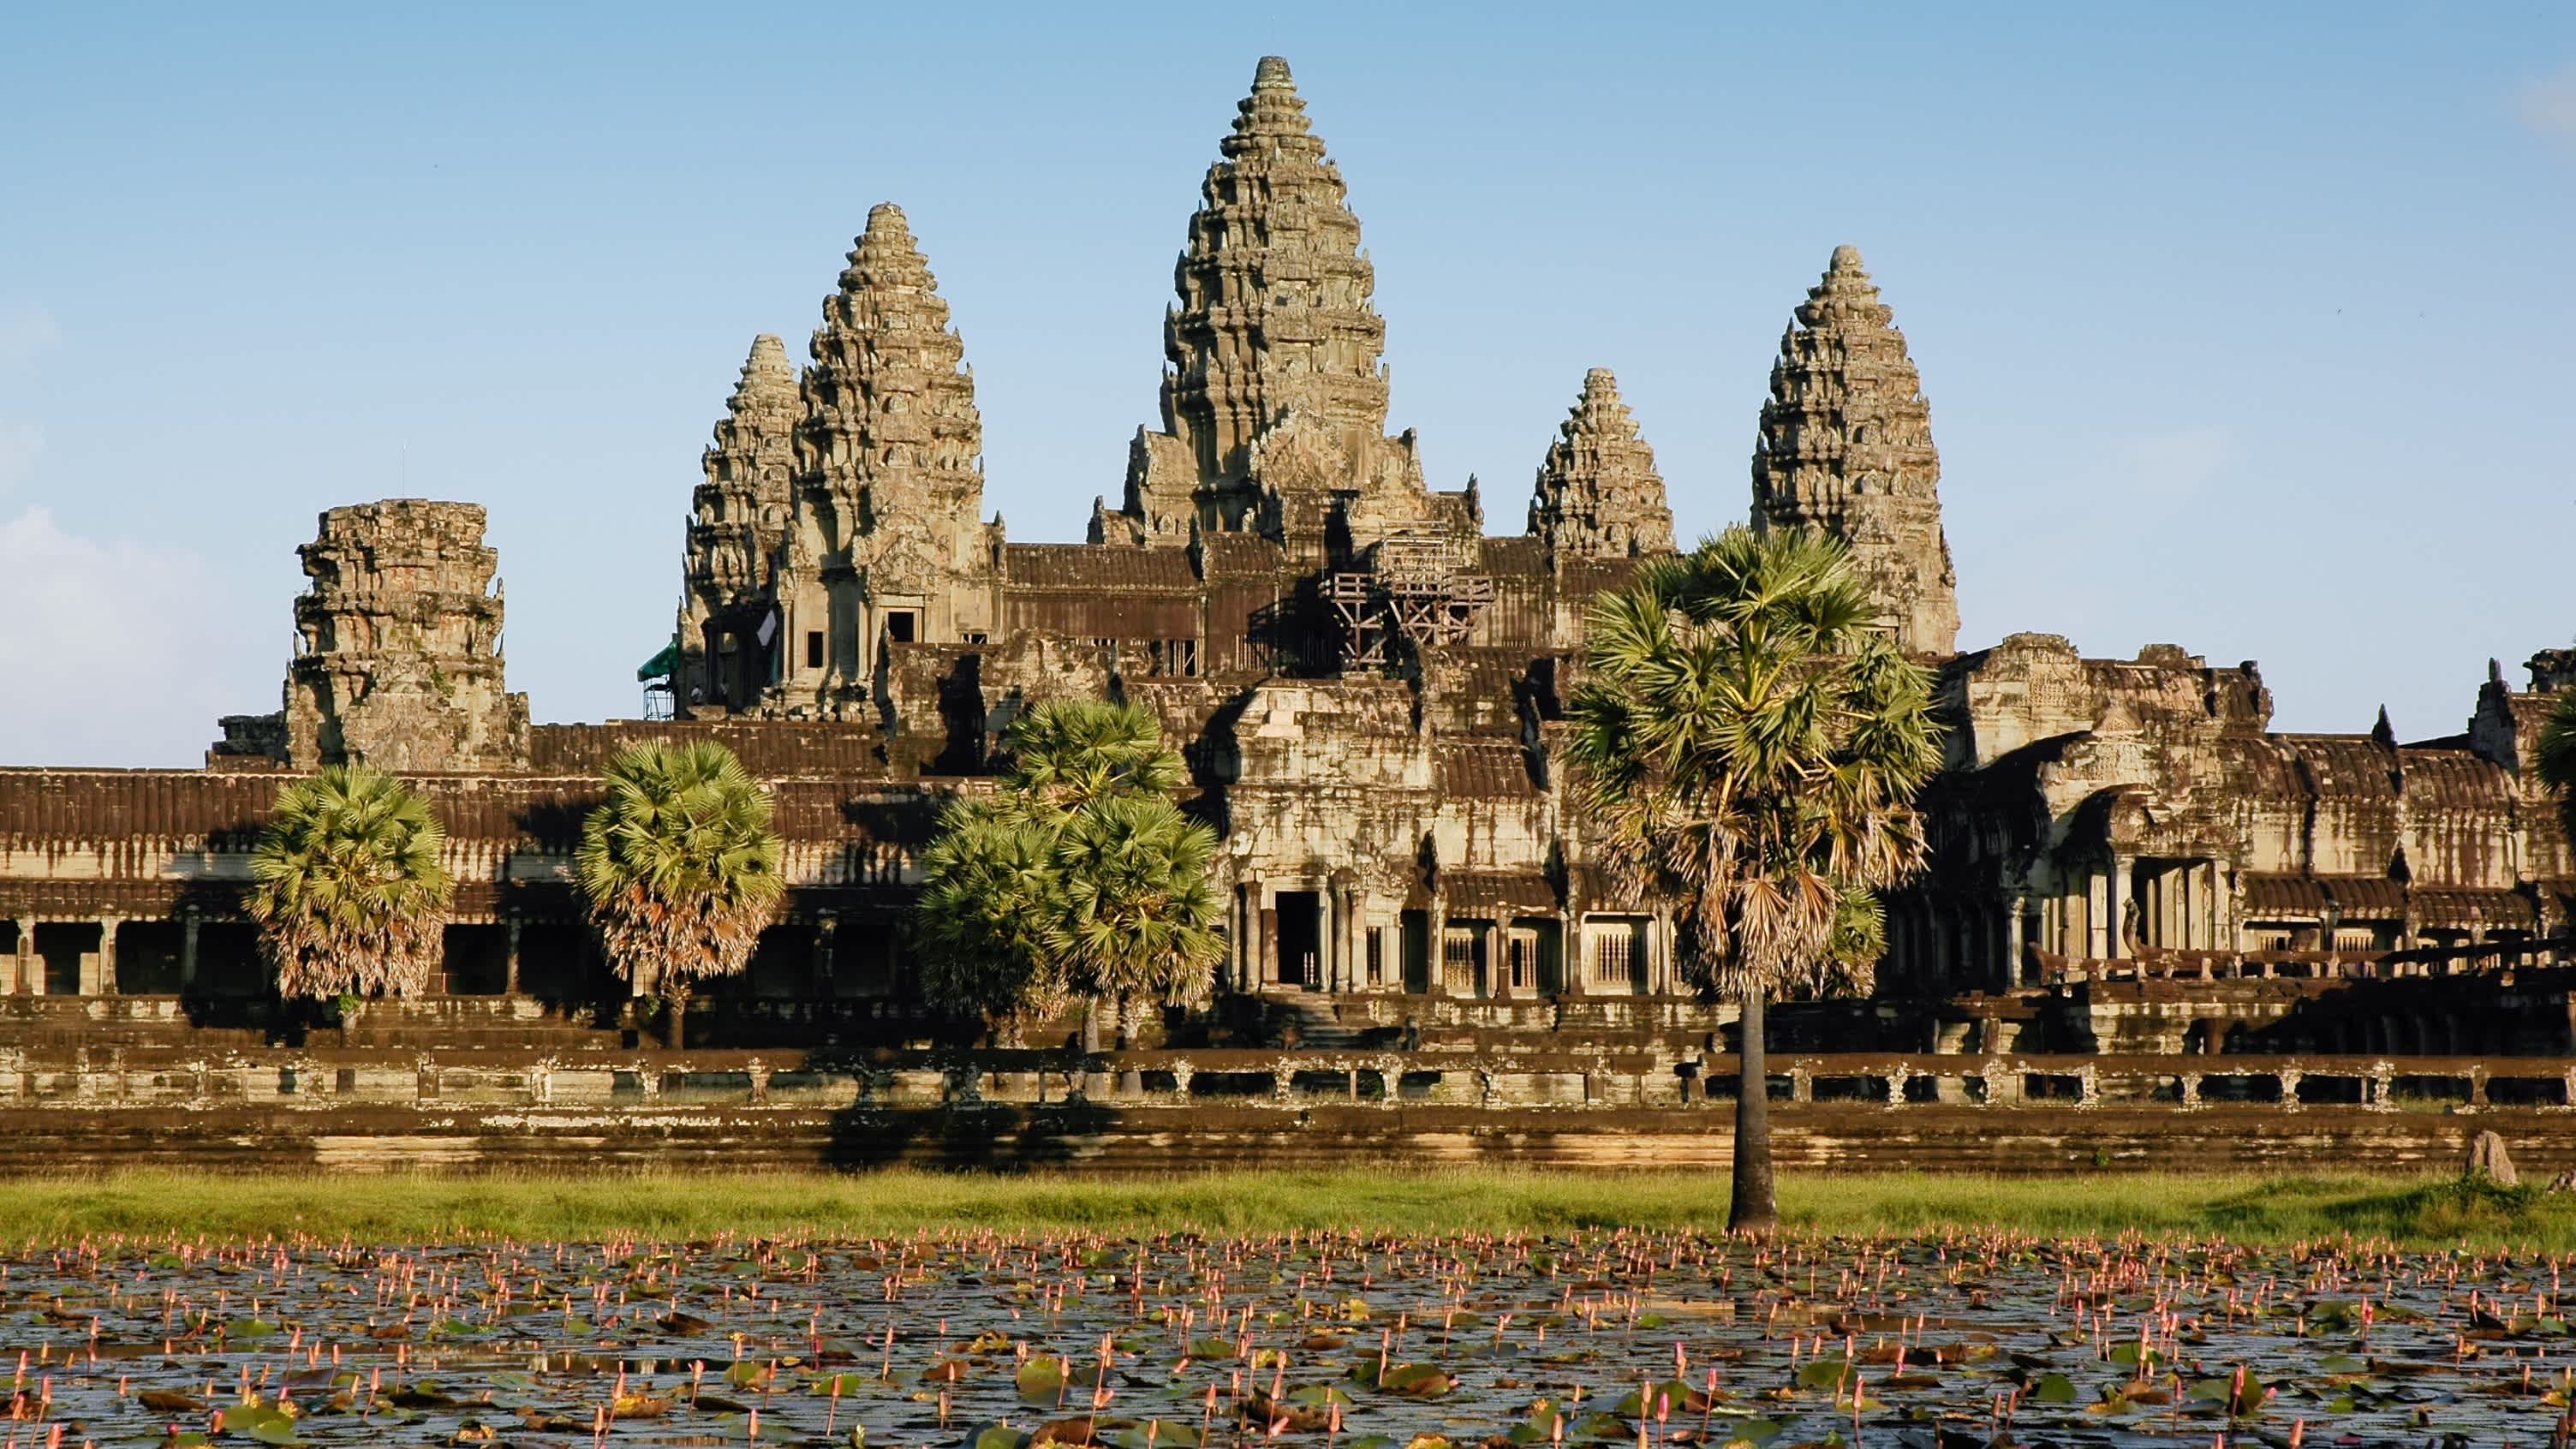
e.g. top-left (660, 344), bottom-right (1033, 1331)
top-left (1565, 526), bottom-right (1943, 1234)
top-left (575, 740), bottom-right (784, 1047)
top-left (1046, 792), bottom-right (1225, 1047)
top-left (2538, 691), bottom-right (2576, 855)
top-left (247, 765), bottom-right (454, 1003)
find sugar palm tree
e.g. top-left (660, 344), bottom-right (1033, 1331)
top-left (2538, 691), bottom-right (2576, 854)
top-left (915, 802), bottom-right (1070, 1035)
top-left (999, 698), bottom-right (1184, 813)
top-left (914, 698), bottom-right (1220, 1052)
top-left (576, 740), bottom-right (784, 1047)
top-left (247, 765), bottom-right (454, 1004)
top-left (1046, 792), bottom-right (1225, 1049)
top-left (1565, 525), bottom-right (1943, 1234)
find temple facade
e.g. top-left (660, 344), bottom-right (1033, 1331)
top-left (0, 57), bottom-right (2568, 1050)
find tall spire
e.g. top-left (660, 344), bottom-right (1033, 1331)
top-left (1750, 245), bottom-right (1959, 656)
top-left (688, 333), bottom-right (798, 602)
top-left (1160, 55), bottom-right (1387, 494)
top-left (1528, 368), bottom-right (1675, 560)
top-left (798, 202), bottom-right (985, 599)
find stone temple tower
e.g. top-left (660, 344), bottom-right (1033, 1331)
top-left (678, 333), bottom-right (799, 712)
top-left (283, 499), bottom-right (529, 771)
top-left (1099, 55), bottom-right (1434, 555)
top-left (766, 202), bottom-right (996, 713)
top-left (1528, 368), bottom-right (1676, 561)
top-left (1750, 246), bottom-right (1960, 657)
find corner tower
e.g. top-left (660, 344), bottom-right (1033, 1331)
top-left (1750, 246), bottom-right (1959, 656)
top-left (283, 499), bottom-right (529, 771)
top-left (678, 334), bottom-right (798, 712)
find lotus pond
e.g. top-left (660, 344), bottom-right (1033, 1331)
top-left (9, 1225), bottom-right (2576, 1448)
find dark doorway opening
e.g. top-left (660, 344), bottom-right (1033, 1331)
top-left (118, 921), bottom-right (186, 994)
top-left (441, 925), bottom-right (510, 995)
top-left (1401, 909), bottom-right (1430, 994)
top-left (35, 922), bottom-right (97, 996)
top-left (1274, 891), bottom-right (1321, 987)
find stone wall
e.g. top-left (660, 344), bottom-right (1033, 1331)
top-left (0, 1035), bottom-right (2554, 1176)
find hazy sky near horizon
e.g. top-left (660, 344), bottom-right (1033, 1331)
top-left (3, 2), bottom-right (2572, 766)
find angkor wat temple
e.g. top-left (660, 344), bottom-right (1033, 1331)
top-left (4, 57), bottom-right (2570, 1064)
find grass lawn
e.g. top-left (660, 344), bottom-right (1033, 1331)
top-left (0, 1167), bottom-right (2560, 1246)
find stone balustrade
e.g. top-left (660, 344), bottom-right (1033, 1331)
top-left (0, 1046), bottom-right (2561, 1116)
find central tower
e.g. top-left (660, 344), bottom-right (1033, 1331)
top-left (1750, 246), bottom-right (1960, 657)
top-left (1097, 57), bottom-right (1437, 559)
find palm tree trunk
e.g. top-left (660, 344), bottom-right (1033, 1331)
top-left (668, 987), bottom-right (688, 1051)
top-left (1727, 987), bottom-right (1779, 1235)
top-left (1078, 995), bottom-right (1106, 1100)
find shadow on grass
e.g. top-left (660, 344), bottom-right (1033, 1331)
top-left (2321, 1175), bottom-right (2572, 1246)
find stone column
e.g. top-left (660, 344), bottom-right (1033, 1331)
top-left (11, 918), bottom-right (32, 996)
top-left (1346, 894), bottom-right (1365, 993)
top-left (811, 911), bottom-right (838, 999)
top-left (503, 917), bottom-right (522, 997)
top-left (1327, 889), bottom-right (1349, 993)
top-left (1322, 888), bottom-right (1342, 993)
top-left (1234, 886), bottom-right (1255, 993)
top-left (1426, 897), bottom-right (1448, 999)
top-left (2002, 897), bottom-right (2024, 992)
top-left (179, 910), bottom-right (200, 995)
top-left (96, 917), bottom-right (120, 997)
top-left (1257, 892), bottom-right (1279, 989)
top-left (2105, 857), bottom-right (2128, 960)
top-left (1557, 910), bottom-right (1583, 999)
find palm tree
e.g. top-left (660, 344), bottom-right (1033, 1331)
top-left (1046, 792), bottom-right (1225, 1049)
top-left (913, 698), bottom-right (1221, 1052)
top-left (1565, 525), bottom-right (1943, 1234)
top-left (575, 740), bottom-right (784, 1047)
top-left (999, 699), bottom-right (1184, 812)
top-left (2538, 691), bottom-right (2576, 854)
top-left (247, 765), bottom-right (454, 1005)
top-left (915, 802), bottom-right (1070, 1035)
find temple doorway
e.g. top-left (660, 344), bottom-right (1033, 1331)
top-left (1273, 891), bottom-right (1321, 987)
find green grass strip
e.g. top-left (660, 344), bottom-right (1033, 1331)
top-left (0, 1168), bottom-right (2561, 1247)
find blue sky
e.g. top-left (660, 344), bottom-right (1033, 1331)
top-left (3, 2), bottom-right (2571, 765)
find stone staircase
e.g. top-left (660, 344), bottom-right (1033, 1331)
top-left (1269, 991), bottom-right (1362, 1049)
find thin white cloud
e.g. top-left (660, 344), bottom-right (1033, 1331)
top-left (2519, 64), bottom-right (2576, 148)
top-left (0, 507), bottom-right (271, 768)
top-left (0, 305), bottom-right (59, 371)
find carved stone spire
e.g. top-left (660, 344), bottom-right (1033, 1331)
top-left (759, 203), bottom-right (992, 707)
top-left (689, 334), bottom-right (797, 601)
top-left (676, 335), bottom-right (799, 711)
top-left (1527, 368), bottom-right (1675, 560)
top-left (801, 203), bottom-right (985, 581)
top-left (1750, 245), bottom-right (1960, 656)
top-left (1151, 56), bottom-right (1389, 522)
